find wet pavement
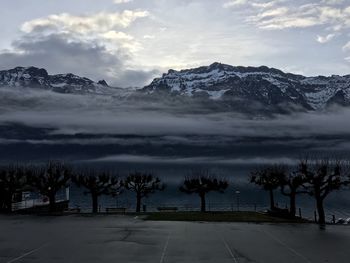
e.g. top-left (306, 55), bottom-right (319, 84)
top-left (0, 215), bottom-right (349, 263)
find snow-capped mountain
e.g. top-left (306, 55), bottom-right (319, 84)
top-left (0, 66), bottom-right (114, 94)
top-left (1, 63), bottom-right (350, 112)
top-left (143, 62), bottom-right (350, 111)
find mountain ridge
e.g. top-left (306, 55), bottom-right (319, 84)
top-left (1, 63), bottom-right (350, 112)
top-left (142, 62), bottom-right (350, 111)
top-left (0, 66), bottom-right (115, 95)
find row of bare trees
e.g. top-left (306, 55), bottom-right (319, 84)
top-left (1, 163), bottom-right (230, 213)
top-left (74, 171), bottom-right (166, 213)
top-left (5, 159), bottom-right (347, 222)
top-left (250, 159), bottom-right (350, 224)
top-left (75, 170), bottom-right (229, 213)
top-left (0, 162), bottom-right (166, 213)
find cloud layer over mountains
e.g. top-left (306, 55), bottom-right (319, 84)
top-left (0, 86), bottom-right (346, 136)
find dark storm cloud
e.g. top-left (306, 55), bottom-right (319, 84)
top-left (0, 34), bottom-right (157, 87)
top-left (117, 68), bottom-right (161, 87)
top-left (0, 34), bottom-right (122, 81)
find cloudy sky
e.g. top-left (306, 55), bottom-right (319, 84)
top-left (0, 0), bottom-right (350, 87)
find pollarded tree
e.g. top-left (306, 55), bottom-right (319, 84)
top-left (250, 165), bottom-right (285, 211)
top-left (179, 170), bottom-right (229, 212)
top-left (74, 171), bottom-right (123, 213)
top-left (124, 172), bottom-right (165, 213)
top-left (298, 159), bottom-right (349, 225)
top-left (0, 165), bottom-right (28, 213)
top-left (279, 171), bottom-right (308, 217)
top-left (30, 161), bottom-right (71, 212)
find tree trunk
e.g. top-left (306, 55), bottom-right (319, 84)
top-left (92, 194), bottom-right (98, 213)
top-left (269, 189), bottom-right (275, 210)
top-left (200, 193), bottom-right (206, 212)
top-left (316, 197), bottom-right (326, 225)
top-left (136, 193), bottom-right (141, 213)
top-left (48, 193), bottom-right (56, 212)
top-left (289, 192), bottom-right (296, 217)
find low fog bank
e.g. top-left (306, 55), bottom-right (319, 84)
top-left (0, 87), bottom-right (350, 163)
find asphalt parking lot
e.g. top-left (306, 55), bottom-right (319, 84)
top-left (0, 215), bottom-right (349, 263)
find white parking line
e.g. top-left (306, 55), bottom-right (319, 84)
top-left (222, 237), bottom-right (239, 263)
top-left (262, 230), bottom-right (312, 263)
top-left (160, 232), bottom-right (171, 263)
top-left (7, 244), bottom-right (48, 263)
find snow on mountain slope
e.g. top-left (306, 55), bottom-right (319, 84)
top-left (143, 62), bottom-right (350, 110)
top-left (1, 64), bottom-right (350, 112)
top-left (299, 75), bottom-right (350, 109)
top-left (0, 67), bottom-right (116, 95)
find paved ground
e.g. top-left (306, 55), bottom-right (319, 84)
top-left (0, 215), bottom-right (349, 263)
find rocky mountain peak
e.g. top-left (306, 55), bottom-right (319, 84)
top-left (143, 62), bottom-right (350, 111)
top-left (0, 66), bottom-right (113, 95)
top-left (98, 80), bottom-right (109, 86)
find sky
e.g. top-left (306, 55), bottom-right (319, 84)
top-left (0, 0), bottom-right (350, 87)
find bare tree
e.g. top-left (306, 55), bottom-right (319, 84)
top-left (30, 161), bottom-right (71, 212)
top-left (279, 171), bottom-right (308, 217)
top-left (0, 165), bottom-right (28, 213)
top-left (298, 159), bottom-right (349, 225)
top-left (179, 170), bottom-right (228, 212)
top-left (250, 165), bottom-right (285, 211)
top-left (74, 171), bottom-right (122, 213)
top-left (124, 172), bottom-right (165, 213)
